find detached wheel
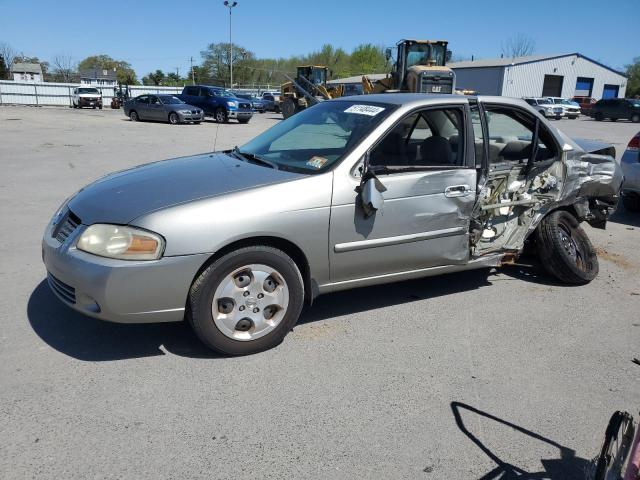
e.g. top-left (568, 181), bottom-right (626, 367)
top-left (168, 112), bottom-right (179, 125)
top-left (536, 210), bottom-right (598, 284)
top-left (215, 108), bottom-right (228, 123)
top-left (188, 246), bottom-right (304, 355)
top-left (129, 110), bottom-right (139, 122)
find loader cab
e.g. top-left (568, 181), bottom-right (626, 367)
top-left (297, 66), bottom-right (328, 86)
top-left (394, 39), bottom-right (455, 94)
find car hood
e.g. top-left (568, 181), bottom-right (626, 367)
top-left (78, 93), bottom-right (101, 97)
top-left (68, 152), bottom-right (303, 225)
top-left (167, 103), bottom-right (199, 111)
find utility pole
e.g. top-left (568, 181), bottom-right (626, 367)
top-left (223, 1), bottom-right (238, 89)
top-left (190, 56), bottom-right (195, 84)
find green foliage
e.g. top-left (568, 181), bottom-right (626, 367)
top-left (0, 55), bottom-right (7, 79)
top-left (626, 57), bottom-right (640, 98)
top-left (78, 55), bottom-right (138, 84)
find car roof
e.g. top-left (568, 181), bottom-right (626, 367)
top-left (333, 93), bottom-right (531, 110)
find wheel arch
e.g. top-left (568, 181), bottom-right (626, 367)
top-left (191, 235), bottom-right (315, 305)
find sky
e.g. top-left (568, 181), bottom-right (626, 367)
top-left (0, 0), bottom-right (637, 79)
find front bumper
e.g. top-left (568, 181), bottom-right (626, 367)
top-left (78, 97), bottom-right (102, 107)
top-left (228, 109), bottom-right (253, 120)
top-left (42, 220), bottom-right (210, 323)
top-left (177, 111), bottom-right (204, 122)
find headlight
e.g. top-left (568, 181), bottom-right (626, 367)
top-left (227, 101), bottom-right (238, 107)
top-left (77, 224), bottom-right (164, 260)
top-left (178, 109), bottom-right (192, 114)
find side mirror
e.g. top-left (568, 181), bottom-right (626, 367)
top-left (385, 48), bottom-right (392, 61)
top-left (361, 177), bottom-right (385, 215)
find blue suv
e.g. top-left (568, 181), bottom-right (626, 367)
top-left (179, 85), bottom-right (253, 124)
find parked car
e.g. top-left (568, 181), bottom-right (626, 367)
top-left (71, 87), bottom-right (103, 109)
top-left (590, 98), bottom-right (640, 123)
top-left (261, 92), bottom-right (281, 112)
top-left (235, 93), bottom-right (266, 113)
top-left (123, 94), bottom-right (203, 124)
top-left (571, 96), bottom-right (596, 115)
top-left (546, 97), bottom-right (581, 119)
top-left (522, 97), bottom-right (563, 119)
top-left (621, 131), bottom-right (640, 211)
top-left (178, 85), bottom-right (253, 123)
top-left (42, 94), bottom-right (622, 355)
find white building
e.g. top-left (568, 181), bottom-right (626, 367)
top-left (11, 63), bottom-right (43, 82)
top-left (449, 53), bottom-right (627, 99)
top-left (80, 68), bottom-right (117, 86)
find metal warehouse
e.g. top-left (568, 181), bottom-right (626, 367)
top-left (449, 53), bottom-right (627, 99)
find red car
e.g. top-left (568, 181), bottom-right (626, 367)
top-left (571, 96), bottom-right (596, 115)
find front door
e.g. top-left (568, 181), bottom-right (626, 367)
top-left (329, 104), bottom-right (477, 283)
top-left (147, 95), bottom-right (165, 121)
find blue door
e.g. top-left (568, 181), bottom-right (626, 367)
top-left (575, 77), bottom-right (593, 97)
top-left (602, 84), bottom-right (619, 99)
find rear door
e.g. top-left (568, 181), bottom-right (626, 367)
top-left (329, 103), bottom-right (477, 283)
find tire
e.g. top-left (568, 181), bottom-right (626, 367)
top-left (595, 112), bottom-right (604, 121)
top-left (281, 97), bottom-right (298, 119)
top-left (259, 109), bottom-right (265, 114)
top-left (168, 112), bottom-right (180, 125)
top-left (594, 411), bottom-right (635, 480)
top-left (622, 193), bottom-right (640, 212)
top-left (631, 113), bottom-right (640, 123)
top-left (611, 118), bottom-right (618, 122)
top-left (188, 246), bottom-right (304, 355)
top-left (215, 108), bottom-right (228, 123)
top-left (536, 210), bottom-right (599, 285)
top-left (193, 121), bottom-right (201, 125)
top-left (99, 105), bottom-right (103, 110)
top-left (129, 110), bottom-right (139, 122)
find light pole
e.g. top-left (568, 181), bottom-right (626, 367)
top-left (223, 1), bottom-right (238, 89)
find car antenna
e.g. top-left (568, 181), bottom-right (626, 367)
top-left (213, 121), bottom-right (220, 152)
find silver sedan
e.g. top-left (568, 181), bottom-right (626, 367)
top-left (123, 94), bottom-right (203, 124)
top-left (43, 94), bottom-right (622, 355)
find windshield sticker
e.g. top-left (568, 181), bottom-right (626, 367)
top-left (306, 156), bottom-right (328, 169)
top-left (344, 105), bottom-right (385, 116)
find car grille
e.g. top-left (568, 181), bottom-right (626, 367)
top-left (53, 209), bottom-right (81, 243)
top-left (239, 102), bottom-right (251, 109)
top-left (553, 107), bottom-right (563, 114)
top-left (47, 273), bottom-right (76, 304)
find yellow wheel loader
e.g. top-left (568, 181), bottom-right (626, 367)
top-left (362, 39), bottom-right (456, 95)
top-left (280, 66), bottom-right (344, 119)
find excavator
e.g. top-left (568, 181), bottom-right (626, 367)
top-left (280, 65), bottom-right (345, 119)
top-left (362, 39), bottom-right (456, 95)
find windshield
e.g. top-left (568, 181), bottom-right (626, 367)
top-left (78, 88), bottom-right (99, 94)
top-left (538, 99), bottom-right (551, 105)
top-left (406, 43), bottom-right (447, 68)
top-left (213, 88), bottom-right (236, 98)
top-left (238, 100), bottom-right (396, 173)
top-left (158, 95), bottom-right (184, 105)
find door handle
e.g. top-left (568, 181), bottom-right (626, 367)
top-left (444, 184), bottom-right (472, 198)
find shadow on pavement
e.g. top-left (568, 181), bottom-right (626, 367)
top-left (608, 206), bottom-right (640, 228)
top-left (27, 281), bottom-right (219, 361)
top-left (450, 402), bottom-right (594, 479)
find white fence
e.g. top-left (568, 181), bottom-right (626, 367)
top-left (0, 81), bottom-right (283, 106)
top-left (0, 81), bottom-right (183, 106)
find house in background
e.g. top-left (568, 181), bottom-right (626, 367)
top-left (12, 63), bottom-right (44, 82)
top-left (80, 68), bottom-right (117, 86)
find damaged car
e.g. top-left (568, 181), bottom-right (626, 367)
top-left (42, 94), bottom-right (622, 355)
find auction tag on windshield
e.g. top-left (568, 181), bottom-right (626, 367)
top-left (306, 156), bottom-right (328, 169)
top-left (344, 104), bottom-right (385, 116)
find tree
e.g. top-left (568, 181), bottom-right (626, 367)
top-left (626, 57), bottom-right (640, 98)
top-left (501, 34), bottom-right (536, 58)
top-left (0, 42), bottom-right (16, 77)
top-left (0, 55), bottom-right (7, 80)
top-left (142, 69), bottom-right (166, 86)
top-left (350, 44), bottom-right (389, 76)
top-left (51, 54), bottom-right (77, 83)
top-left (78, 54), bottom-right (138, 84)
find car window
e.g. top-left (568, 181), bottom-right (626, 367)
top-left (369, 107), bottom-right (465, 170)
top-left (149, 96), bottom-right (160, 105)
top-left (524, 99), bottom-right (535, 105)
top-left (484, 106), bottom-right (557, 164)
top-left (264, 95), bottom-right (274, 101)
top-left (470, 104), bottom-right (485, 167)
top-left (183, 86), bottom-right (198, 96)
top-left (137, 96), bottom-right (149, 104)
top-left (239, 100), bottom-right (396, 174)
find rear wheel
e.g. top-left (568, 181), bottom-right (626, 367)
top-left (622, 193), bottom-right (640, 212)
top-left (595, 112), bottom-right (604, 121)
top-left (536, 210), bottom-right (599, 284)
top-left (168, 112), bottom-right (179, 125)
top-left (215, 108), bottom-right (228, 123)
top-left (188, 246), bottom-right (304, 355)
top-left (631, 113), bottom-right (640, 123)
top-left (281, 97), bottom-right (298, 119)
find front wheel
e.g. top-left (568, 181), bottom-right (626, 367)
top-left (168, 112), bottom-right (179, 125)
top-left (281, 97), bottom-right (298, 119)
top-left (188, 246), bottom-right (304, 355)
top-left (129, 110), bottom-right (139, 122)
top-left (631, 113), bottom-right (640, 123)
top-left (594, 112), bottom-right (604, 121)
top-left (536, 210), bottom-right (599, 284)
top-left (215, 108), bottom-right (228, 123)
